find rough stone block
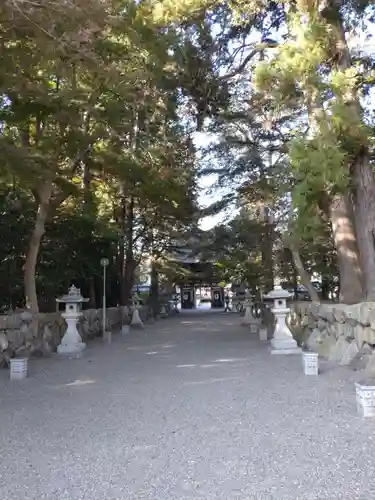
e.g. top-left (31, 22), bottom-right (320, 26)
top-left (329, 336), bottom-right (350, 363)
top-left (340, 339), bottom-right (359, 366)
top-left (43, 324), bottom-right (52, 343)
top-left (361, 303), bottom-right (375, 325)
top-left (0, 332), bottom-right (9, 352)
top-left (354, 324), bottom-right (366, 349)
top-left (316, 334), bottom-right (336, 358)
top-left (306, 328), bottom-right (322, 351)
top-left (365, 326), bottom-right (375, 346)
top-left (6, 329), bottom-right (24, 350)
top-left (317, 319), bottom-right (327, 331)
top-left (365, 354), bottom-right (375, 378)
top-left (332, 323), bottom-right (354, 339)
top-left (349, 344), bottom-right (372, 371)
top-left (333, 307), bottom-right (346, 324)
top-left (301, 315), bottom-right (309, 327)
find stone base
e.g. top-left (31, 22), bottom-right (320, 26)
top-left (130, 309), bottom-right (144, 328)
top-left (57, 342), bottom-right (86, 358)
top-left (121, 325), bottom-right (130, 335)
top-left (130, 321), bottom-right (144, 329)
top-left (271, 347), bottom-right (302, 355)
top-left (250, 323), bottom-right (259, 334)
top-left (270, 337), bottom-right (301, 355)
top-left (159, 307), bottom-right (168, 318)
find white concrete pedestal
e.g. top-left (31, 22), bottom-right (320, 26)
top-left (259, 328), bottom-right (268, 341)
top-left (303, 351), bottom-right (319, 375)
top-left (356, 380), bottom-right (375, 417)
top-left (57, 312), bottom-right (86, 357)
top-left (270, 308), bottom-right (301, 355)
top-left (130, 308), bottom-right (144, 328)
top-left (10, 358), bottom-right (28, 380)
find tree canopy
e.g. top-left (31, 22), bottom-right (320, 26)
top-left (1, 0), bottom-right (375, 310)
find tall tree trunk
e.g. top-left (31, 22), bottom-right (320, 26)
top-left (284, 227), bottom-right (320, 302)
top-left (122, 255), bottom-right (136, 305)
top-left (24, 180), bottom-right (53, 312)
top-left (260, 206), bottom-right (274, 291)
top-left (261, 222), bottom-right (274, 290)
top-left (321, 1), bottom-right (375, 299)
top-left (83, 159), bottom-right (97, 307)
top-left (117, 195), bottom-right (126, 305)
top-left (289, 246), bottom-right (320, 302)
top-left (351, 156), bottom-right (375, 300)
top-left (121, 196), bottom-right (135, 305)
top-left (89, 277), bottom-right (96, 308)
top-left (149, 259), bottom-right (159, 317)
top-left (321, 276), bottom-right (330, 301)
top-left (329, 194), bottom-right (363, 303)
top-left (285, 207), bottom-right (320, 302)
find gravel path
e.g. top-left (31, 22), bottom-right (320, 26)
top-left (0, 310), bottom-right (374, 500)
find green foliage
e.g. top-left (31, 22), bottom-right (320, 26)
top-left (289, 133), bottom-right (349, 235)
top-left (0, 0), bottom-right (201, 309)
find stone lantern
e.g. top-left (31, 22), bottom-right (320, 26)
top-left (130, 294), bottom-right (144, 328)
top-left (241, 291), bottom-right (258, 332)
top-left (56, 285), bottom-right (89, 357)
top-left (264, 282), bottom-right (301, 355)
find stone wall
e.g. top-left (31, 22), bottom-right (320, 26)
top-left (291, 301), bottom-right (375, 375)
top-left (0, 306), bottom-right (148, 367)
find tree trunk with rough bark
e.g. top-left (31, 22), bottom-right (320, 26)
top-left (329, 194), bottom-right (363, 303)
top-left (285, 207), bottom-right (320, 301)
top-left (351, 156), bottom-right (375, 300)
top-left (261, 216), bottom-right (274, 292)
top-left (149, 259), bottom-right (159, 317)
top-left (89, 277), bottom-right (96, 308)
top-left (120, 196), bottom-right (136, 305)
top-left (320, 1), bottom-right (375, 300)
top-left (24, 180), bottom-right (53, 312)
top-left (289, 247), bottom-right (320, 302)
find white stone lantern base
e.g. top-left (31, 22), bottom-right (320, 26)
top-left (160, 305), bottom-right (168, 318)
top-left (270, 308), bottom-right (301, 355)
top-left (241, 303), bottom-right (255, 326)
top-left (130, 308), bottom-right (144, 328)
top-left (57, 312), bottom-right (86, 357)
top-left (356, 380), bottom-right (375, 418)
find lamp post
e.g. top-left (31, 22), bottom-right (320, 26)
top-left (100, 258), bottom-right (109, 339)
